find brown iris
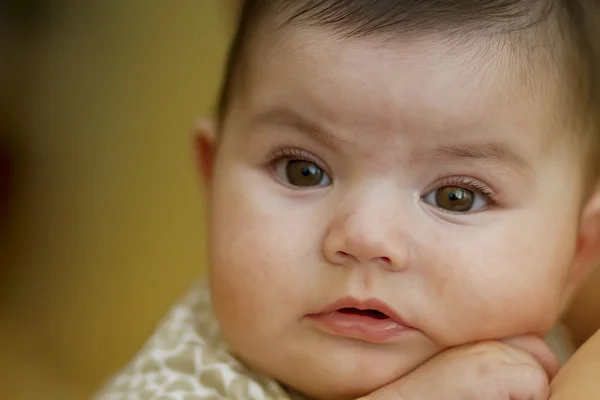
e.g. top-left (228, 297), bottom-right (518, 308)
top-left (286, 160), bottom-right (324, 187)
top-left (435, 186), bottom-right (475, 212)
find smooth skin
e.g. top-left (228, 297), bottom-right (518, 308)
top-left (551, 330), bottom-right (600, 399)
top-left (197, 22), bottom-right (600, 399)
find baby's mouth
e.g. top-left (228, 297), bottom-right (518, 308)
top-left (337, 308), bottom-right (390, 320)
top-left (307, 298), bottom-right (415, 343)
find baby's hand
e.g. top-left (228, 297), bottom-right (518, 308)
top-left (360, 335), bottom-right (560, 400)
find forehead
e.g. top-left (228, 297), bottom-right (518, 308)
top-left (235, 25), bottom-right (564, 157)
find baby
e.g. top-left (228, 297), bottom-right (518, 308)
top-left (95, 0), bottom-right (600, 399)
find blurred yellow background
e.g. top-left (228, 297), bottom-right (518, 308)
top-left (1, 1), bottom-right (230, 398)
top-left (1, 1), bottom-right (599, 399)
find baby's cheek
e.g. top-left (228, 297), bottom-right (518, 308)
top-left (428, 213), bottom-right (576, 344)
top-left (208, 200), bottom-right (310, 337)
top-left (437, 262), bottom-right (566, 344)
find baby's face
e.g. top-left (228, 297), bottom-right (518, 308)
top-left (206, 27), bottom-right (588, 399)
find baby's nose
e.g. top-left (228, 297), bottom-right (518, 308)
top-left (322, 209), bottom-right (413, 272)
top-left (335, 250), bottom-right (393, 267)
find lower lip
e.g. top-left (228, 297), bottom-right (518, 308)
top-left (307, 312), bottom-right (414, 343)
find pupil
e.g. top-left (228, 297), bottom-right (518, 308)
top-left (286, 160), bottom-right (323, 187)
top-left (435, 186), bottom-right (474, 212)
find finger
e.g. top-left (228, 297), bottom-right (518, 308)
top-left (494, 360), bottom-right (551, 400)
top-left (501, 335), bottom-right (560, 379)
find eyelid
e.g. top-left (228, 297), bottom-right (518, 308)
top-left (424, 176), bottom-right (496, 201)
top-left (265, 147), bottom-right (331, 175)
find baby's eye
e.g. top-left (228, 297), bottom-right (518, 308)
top-left (422, 186), bottom-right (488, 213)
top-left (274, 159), bottom-right (332, 187)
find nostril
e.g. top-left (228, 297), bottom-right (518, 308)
top-left (337, 251), bottom-right (350, 257)
top-left (380, 257), bottom-right (391, 264)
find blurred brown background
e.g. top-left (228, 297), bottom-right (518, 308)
top-left (0, 1), bottom-right (598, 399)
top-left (1, 1), bottom-right (230, 398)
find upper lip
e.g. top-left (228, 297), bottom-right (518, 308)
top-left (312, 297), bottom-right (412, 327)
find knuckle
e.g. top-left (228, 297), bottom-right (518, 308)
top-left (467, 341), bottom-right (509, 357)
top-left (360, 388), bottom-right (408, 400)
top-left (469, 341), bottom-right (528, 365)
top-left (523, 365), bottom-right (550, 397)
top-left (443, 341), bottom-right (549, 400)
top-left (461, 342), bottom-right (512, 366)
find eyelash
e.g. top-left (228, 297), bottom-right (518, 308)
top-left (265, 148), bottom-right (327, 171)
top-left (427, 176), bottom-right (497, 204)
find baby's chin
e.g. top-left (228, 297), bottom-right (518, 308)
top-left (231, 339), bottom-right (438, 400)
top-left (283, 375), bottom-right (398, 400)
top-left (273, 363), bottom-right (406, 400)
top-left (247, 360), bottom-right (397, 400)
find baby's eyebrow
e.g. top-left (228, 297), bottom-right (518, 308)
top-left (411, 141), bottom-right (533, 175)
top-left (249, 107), bottom-right (352, 151)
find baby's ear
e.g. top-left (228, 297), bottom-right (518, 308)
top-left (194, 118), bottom-right (217, 183)
top-left (569, 188), bottom-right (600, 291)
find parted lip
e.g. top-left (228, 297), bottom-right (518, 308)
top-left (310, 296), bottom-right (413, 328)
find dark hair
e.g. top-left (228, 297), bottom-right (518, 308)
top-left (217, 0), bottom-right (600, 177)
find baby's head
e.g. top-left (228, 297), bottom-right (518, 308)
top-left (196, 1), bottom-right (600, 398)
